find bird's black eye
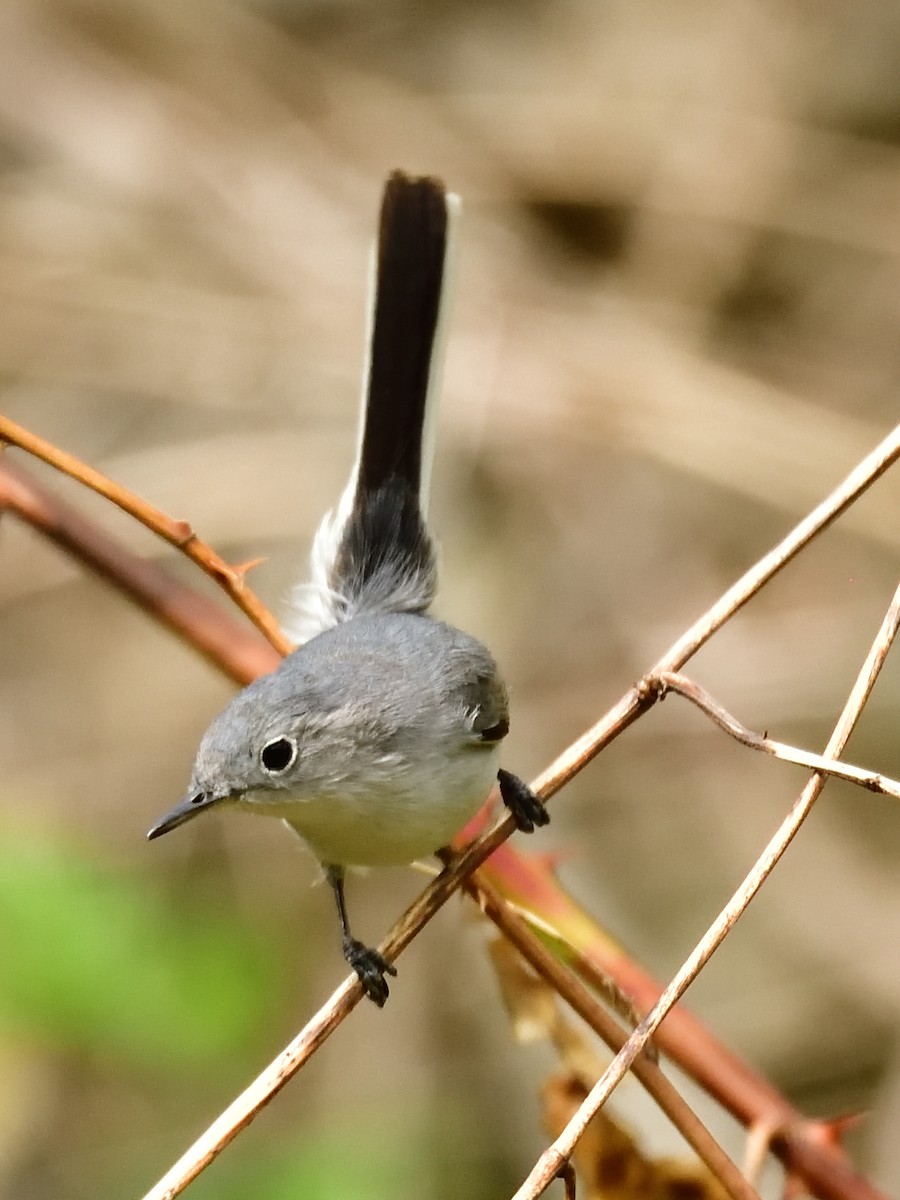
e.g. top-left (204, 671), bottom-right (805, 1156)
top-left (260, 737), bottom-right (297, 774)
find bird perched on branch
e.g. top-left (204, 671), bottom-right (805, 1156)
top-left (148, 171), bottom-right (549, 1005)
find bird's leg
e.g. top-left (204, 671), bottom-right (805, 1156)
top-left (325, 864), bottom-right (397, 1007)
top-left (497, 769), bottom-right (550, 833)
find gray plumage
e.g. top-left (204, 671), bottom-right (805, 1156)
top-left (187, 612), bottom-right (508, 866)
top-left (147, 172), bottom-right (547, 1005)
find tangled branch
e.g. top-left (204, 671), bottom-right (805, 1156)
top-left (3, 415), bottom-right (898, 1200)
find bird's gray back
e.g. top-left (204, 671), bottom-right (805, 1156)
top-left (280, 611), bottom-right (507, 740)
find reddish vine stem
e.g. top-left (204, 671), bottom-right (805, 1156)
top-left (514, 579), bottom-right (900, 1200)
top-left (0, 414), bottom-right (293, 657)
top-left (142, 424), bottom-right (900, 1200)
top-left (0, 462), bottom-right (280, 685)
top-left (461, 869), bottom-right (762, 1200)
top-left (5, 411), bottom-right (897, 1200)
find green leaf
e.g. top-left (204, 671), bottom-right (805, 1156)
top-left (187, 1115), bottom-right (424, 1200)
top-left (0, 836), bottom-right (281, 1071)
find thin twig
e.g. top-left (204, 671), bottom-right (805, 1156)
top-left (142, 863), bottom-right (761, 1200)
top-left (0, 462), bottom-right (280, 685)
top-left (513, 578), bottom-right (900, 1200)
top-left (657, 670), bottom-right (900, 799)
top-left (463, 870), bottom-right (762, 1200)
top-left (476, 826), bottom-right (816, 1145)
top-left (653, 425), bottom-right (900, 672)
top-left (476, 850), bottom-right (872, 1196)
top-left (527, 422), bottom-right (900, 799)
top-left (0, 414), bottom-right (293, 657)
top-left (139, 834), bottom-right (518, 1200)
top-left (141, 425), bottom-right (900, 1200)
top-left (491, 899), bottom-right (650, 1039)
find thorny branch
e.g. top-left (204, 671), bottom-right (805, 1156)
top-left (472, 812), bottom-right (845, 1166)
top-left (136, 420), bottom-right (900, 1200)
top-left (461, 869), bottom-right (762, 1200)
top-left (3, 414), bottom-right (898, 1200)
top-left (513, 580), bottom-right (900, 1200)
top-left (0, 462), bottom-right (280, 685)
top-left (0, 414), bottom-right (293, 657)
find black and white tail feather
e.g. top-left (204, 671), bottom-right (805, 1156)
top-left (286, 172), bottom-right (459, 642)
top-left (148, 170), bottom-right (550, 1009)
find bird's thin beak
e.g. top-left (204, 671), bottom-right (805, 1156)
top-left (146, 792), bottom-right (223, 840)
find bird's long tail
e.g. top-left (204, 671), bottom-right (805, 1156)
top-left (288, 171), bottom-right (459, 639)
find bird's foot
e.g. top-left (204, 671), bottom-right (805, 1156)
top-left (342, 937), bottom-right (397, 1007)
top-left (497, 769), bottom-right (550, 833)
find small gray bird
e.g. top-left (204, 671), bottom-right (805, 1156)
top-left (148, 172), bottom-right (548, 1005)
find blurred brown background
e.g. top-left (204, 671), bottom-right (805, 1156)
top-left (1, 2), bottom-right (899, 1197)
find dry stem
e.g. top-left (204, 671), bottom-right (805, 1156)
top-left (0, 414), bottom-right (293, 657)
top-left (463, 870), bottom-right (762, 1200)
top-left (657, 671), bottom-right (900, 799)
top-left (0, 462), bottom-right (280, 685)
top-left (527, 423), bottom-right (900, 799)
top-left (141, 422), bottom-right (900, 1200)
top-left (514, 579), bottom-right (900, 1200)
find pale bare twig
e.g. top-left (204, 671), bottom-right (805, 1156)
top-left (514, 578), bottom-right (900, 1200)
top-left (463, 870), bottom-right (762, 1200)
top-left (0, 411), bottom-right (879, 1197)
top-left (6, 366), bottom-right (887, 1200)
top-left (483, 898), bottom-right (650, 1040)
top-left (527, 422), bottom-right (900, 799)
top-left (142, 424), bottom-right (900, 1200)
top-left (477, 822), bottom-right (861, 1181)
top-left (657, 670), bottom-right (900, 800)
top-left (140, 836), bottom-right (515, 1200)
top-left (0, 414), bottom-right (293, 657)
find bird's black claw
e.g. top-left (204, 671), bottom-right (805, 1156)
top-left (497, 769), bottom-right (550, 833)
top-left (342, 937), bottom-right (397, 1007)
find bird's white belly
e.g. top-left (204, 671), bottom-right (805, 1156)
top-left (240, 744), bottom-right (500, 867)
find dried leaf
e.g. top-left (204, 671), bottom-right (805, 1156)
top-left (487, 937), bottom-right (606, 1081)
top-left (543, 1074), bottom-right (731, 1200)
top-left (488, 935), bottom-right (560, 1045)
